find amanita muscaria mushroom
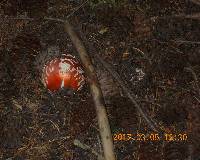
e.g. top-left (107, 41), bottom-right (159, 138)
top-left (42, 54), bottom-right (85, 92)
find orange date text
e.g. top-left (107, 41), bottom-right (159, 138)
top-left (113, 133), bottom-right (188, 142)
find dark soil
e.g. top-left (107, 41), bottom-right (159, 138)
top-left (0, 0), bottom-right (200, 160)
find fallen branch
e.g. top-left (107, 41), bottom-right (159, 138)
top-left (63, 20), bottom-right (116, 160)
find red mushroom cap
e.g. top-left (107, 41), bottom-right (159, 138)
top-left (42, 54), bottom-right (85, 92)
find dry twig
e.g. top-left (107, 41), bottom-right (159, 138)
top-left (66, 0), bottom-right (89, 19)
top-left (150, 13), bottom-right (200, 21)
top-left (171, 40), bottom-right (200, 45)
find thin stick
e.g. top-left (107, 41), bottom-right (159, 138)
top-left (66, 0), bottom-right (89, 19)
top-left (150, 13), bottom-right (200, 21)
top-left (6, 12), bottom-right (200, 23)
top-left (171, 40), bottom-right (200, 45)
top-left (64, 20), bottom-right (116, 160)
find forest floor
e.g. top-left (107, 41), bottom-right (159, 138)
top-left (0, 0), bottom-right (200, 160)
